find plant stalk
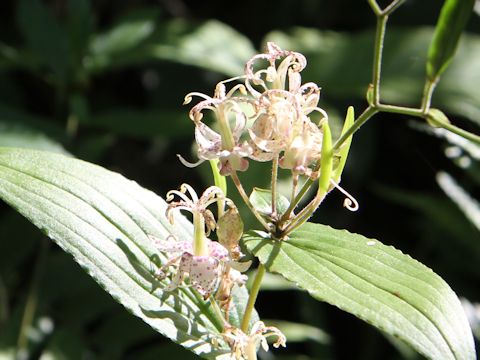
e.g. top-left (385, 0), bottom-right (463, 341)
top-left (241, 264), bottom-right (265, 332)
top-left (231, 171), bottom-right (271, 231)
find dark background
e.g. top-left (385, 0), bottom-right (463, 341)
top-left (0, 0), bottom-right (479, 359)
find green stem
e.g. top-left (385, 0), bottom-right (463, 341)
top-left (241, 264), bottom-right (265, 332)
top-left (209, 296), bottom-right (227, 330)
top-left (0, 275), bottom-right (7, 328)
top-left (231, 171), bottom-right (271, 231)
top-left (271, 155), bottom-right (279, 218)
top-left (279, 177), bottom-right (312, 227)
top-left (430, 118), bottom-right (480, 145)
top-left (376, 103), bottom-right (424, 117)
top-left (16, 239), bottom-right (49, 356)
top-left (372, 15), bottom-right (387, 104)
top-left (421, 79), bottom-right (438, 113)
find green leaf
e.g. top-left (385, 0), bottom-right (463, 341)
top-left (249, 187), bottom-right (290, 218)
top-left (243, 223), bottom-right (475, 360)
top-left (426, 0), bottom-right (475, 81)
top-left (87, 8), bottom-right (159, 72)
top-left (0, 147), bottom-right (256, 359)
top-left (87, 19), bottom-right (255, 77)
top-left (332, 106), bottom-right (354, 183)
top-left (146, 20), bottom-right (255, 77)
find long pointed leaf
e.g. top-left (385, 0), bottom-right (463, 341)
top-left (244, 223), bottom-right (475, 360)
top-left (0, 148), bottom-right (254, 359)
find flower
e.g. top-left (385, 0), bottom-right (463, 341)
top-left (151, 235), bottom-right (243, 299)
top-left (181, 81), bottom-right (253, 175)
top-left (153, 184), bottom-right (249, 299)
top-left (222, 321), bottom-right (287, 359)
top-left (165, 184), bottom-right (225, 239)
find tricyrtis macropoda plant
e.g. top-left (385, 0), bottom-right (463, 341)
top-left (0, 0), bottom-right (478, 359)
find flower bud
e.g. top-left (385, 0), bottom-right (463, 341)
top-left (217, 206), bottom-right (244, 260)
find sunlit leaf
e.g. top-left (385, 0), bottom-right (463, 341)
top-left (0, 148), bottom-right (256, 359)
top-left (244, 223), bottom-right (476, 360)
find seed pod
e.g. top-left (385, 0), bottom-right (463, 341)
top-left (217, 207), bottom-right (244, 260)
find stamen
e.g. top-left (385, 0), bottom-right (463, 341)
top-left (329, 179), bottom-right (359, 211)
top-left (183, 92), bottom-right (213, 105)
top-left (180, 183), bottom-right (199, 203)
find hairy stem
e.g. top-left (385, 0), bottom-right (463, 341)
top-left (430, 118), bottom-right (480, 145)
top-left (231, 171), bottom-right (271, 231)
top-left (271, 155), bottom-right (279, 218)
top-left (241, 264), bottom-right (265, 332)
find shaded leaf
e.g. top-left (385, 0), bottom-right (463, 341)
top-left (87, 108), bottom-right (191, 138)
top-left (87, 19), bottom-right (255, 77)
top-left (249, 188), bottom-right (290, 218)
top-left (244, 223), bottom-right (475, 360)
top-left (87, 8), bottom-right (159, 72)
top-left (145, 20), bottom-right (255, 77)
top-left (0, 148), bottom-right (255, 359)
top-left (264, 320), bottom-right (330, 344)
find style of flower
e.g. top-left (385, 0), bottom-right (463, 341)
top-left (222, 321), bottom-right (287, 360)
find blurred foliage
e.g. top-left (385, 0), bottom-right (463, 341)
top-left (0, 0), bottom-right (479, 359)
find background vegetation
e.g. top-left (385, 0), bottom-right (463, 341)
top-left (0, 0), bottom-right (479, 359)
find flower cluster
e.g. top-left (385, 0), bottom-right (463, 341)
top-left (182, 42), bottom-right (328, 178)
